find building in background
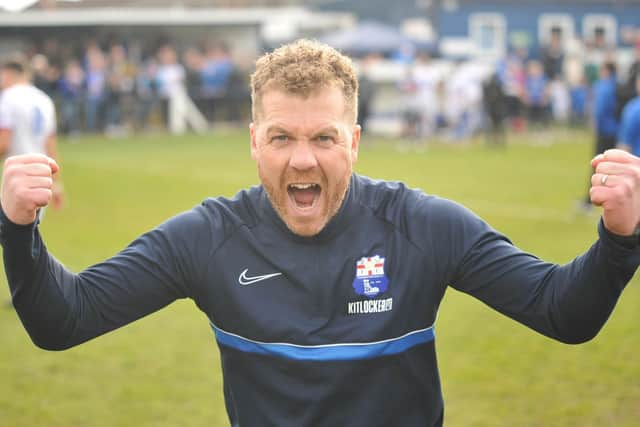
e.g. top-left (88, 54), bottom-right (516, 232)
top-left (0, 0), bottom-right (353, 63)
top-left (433, 0), bottom-right (640, 60)
top-left (315, 0), bottom-right (640, 60)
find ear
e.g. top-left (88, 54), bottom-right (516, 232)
top-left (250, 122), bottom-right (258, 161)
top-left (350, 124), bottom-right (361, 162)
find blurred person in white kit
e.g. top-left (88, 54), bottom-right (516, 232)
top-left (0, 59), bottom-right (63, 308)
top-left (0, 60), bottom-right (64, 213)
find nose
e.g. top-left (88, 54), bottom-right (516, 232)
top-left (289, 140), bottom-right (318, 171)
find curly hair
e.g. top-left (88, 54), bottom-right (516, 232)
top-left (250, 39), bottom-right (359, 122)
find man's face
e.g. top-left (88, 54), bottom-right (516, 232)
top-left (250, 86), bottom-right (360, 237)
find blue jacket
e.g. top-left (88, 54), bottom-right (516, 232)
top-left (619, 96), bottom-right (640, 156)
top-left (2, 174), bottom-right (639, 426)
top-left (526, 75), bottom-right (547, 106)
top-left (593, 77), bottom-right (619, 137)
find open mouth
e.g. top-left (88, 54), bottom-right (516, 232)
top-left (287, 183), bottom-right (321, 209)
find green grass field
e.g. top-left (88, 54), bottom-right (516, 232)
top-left (1, 128), bottom-right (639, 426)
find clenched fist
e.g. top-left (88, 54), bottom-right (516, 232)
top-left (590, 149), bottom-right (640, 236)
top-left (1, 154), bottom-right (60, 225)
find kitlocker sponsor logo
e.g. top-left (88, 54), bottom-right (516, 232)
top-left (348, 255), bottom-right (392, 315)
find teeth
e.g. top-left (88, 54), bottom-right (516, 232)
top-left (289, 183), bottom-right (317, 190)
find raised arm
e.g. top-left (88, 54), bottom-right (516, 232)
top-left (0, 154), bottom-right (210, 350)
top-left (446, 149), bottom-right (640, 343)
top-left (449, 216), bottom-right (638, 344)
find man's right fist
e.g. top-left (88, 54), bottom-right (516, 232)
top-left (1, 154), bottom-right (60, 225)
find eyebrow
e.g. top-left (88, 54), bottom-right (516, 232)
top-left (265, 126), bottom-right (341, 136)
top-left (313, 127), bottom-right (340, 136)
top-left (265, 126), bottom-right (290, 135)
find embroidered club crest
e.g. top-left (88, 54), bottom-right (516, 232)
top-left (352, 255), bottom-right (389, 298)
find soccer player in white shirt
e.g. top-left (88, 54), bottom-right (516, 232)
top-left (0, 60), bottom-right (64, 211)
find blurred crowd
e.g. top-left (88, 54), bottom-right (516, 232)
top-left (489, 33), bottom-right (640, 138)
top-left (8, 31), bottom-right (640, 142)
top-left (15, 38), bottom-right (250, 136)
top-left (381, 31), bottom-right (640, 142)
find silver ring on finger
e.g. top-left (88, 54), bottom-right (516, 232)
top-left (601, 174), bottom-right (609, 186)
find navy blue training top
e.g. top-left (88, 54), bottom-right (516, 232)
top-left (2, 174), bottom-right (639, 426)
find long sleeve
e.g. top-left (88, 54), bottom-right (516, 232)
top-left (0, 205), bottom-right (214, 350)
top-left (445, 202), bottom-right (640, 344)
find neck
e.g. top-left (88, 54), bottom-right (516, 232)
top-left (3, 78), bottom-right (25, 89)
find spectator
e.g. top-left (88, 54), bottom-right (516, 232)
top-left (391, 41), bottom-right (416, 64)
top-left (524, 60), bottom-right (549, 128)
top-left (413, 54), bottom-right (440, 138)
top-left (155, 44), bottom-right (186, 129)
top-left (583, 44), bottom-right (602, 87)
top-left (201, 42), bottom-right (234, 122)
top-left (592, 63), bottom-right (620, 154)
top-left (446, 66), bottom-right (484, 140)
top-left (105, 43), bottom-right (136, 136)
top-left (541, 29), bottom-right (565, 80)
top-left (31, 54), bottom-right (57, 99)
top-left (84, 48), bottom-right (108, 133)
top-left (134, 58), bottom-right (159, 131)
top-left (549, 77), bottom-right (570, 123)
top-left (482, 72), bottom-right (507, 146)
top-left (617, 77), bottom-right (640, 156)
top-left (356, 54), bottom-right (377, 133)
top-left (183, 47), bottom-right (206, 117)
top-left (397, 66), bottom-right (422, 140)
top-left (579, 62), bottom-right (620, 212)
top-left (615, 42), bottom-right (640, 120)
top-left (58, 59), bottom-right (85, 136)
top-left (498, 47), bottom-right (527, 132)
top-left (224, 67), bottom-right (250, 126)
top-left (569, 76), bottom-right (589, 127)
top-left (625, 39), bottom-right (640, 91)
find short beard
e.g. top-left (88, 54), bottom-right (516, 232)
top-left (259, 164), bottom-right (352, 237)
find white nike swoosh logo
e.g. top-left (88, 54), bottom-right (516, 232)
top-left (238, 269), bottom-right (283, 286)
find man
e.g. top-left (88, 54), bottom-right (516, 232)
top-left (541, 29), bottom-right (564, 80)
top-left (0, 60), bottom-right (63, 309)
top-left (482, 72), bottom-right (507, 146)
top-left (626, 39), bottom-right (640, 97)
top-left (618, 77), bottom-right (640, 156)
top-left (1, 40), bottom-right (640, 426)
top-left (0, 60), bottom-right (63, 209)
top-left (580, 62), bottom-right (620, 212)
top-left (524, 59), bottom-right (549, 128)
top-left (593, 63), bottom-right (620, 153)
